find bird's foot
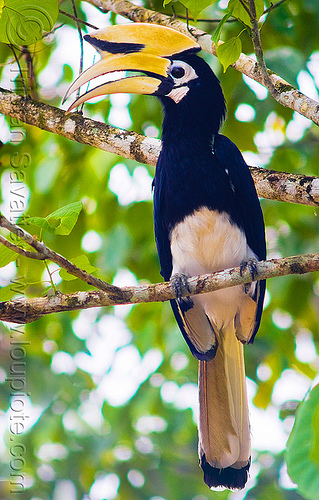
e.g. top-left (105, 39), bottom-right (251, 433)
top-left (170, 273), bottom-right (191, 300)
top-left (240, 258), bottom-right (258, 294)
top-left (240, 258), bottom-right (258, 279)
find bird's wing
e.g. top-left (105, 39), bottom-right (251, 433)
top-left (153, 177), bottom-right (218, 361)
top-left (152, 176), bottom-right (173, 281)
top-left (213, 134), bottom-right (266, 260)
top-left (170, 297), bottom-right (218, 360)
top-left (214, 134), bottom-right (266, 343)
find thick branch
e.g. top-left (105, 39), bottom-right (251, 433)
top-left (0, 88), bottom-right (160, 165)
top-left (249, 167), bottom-right (319, 206)
top-left (1, 89), bottom-right (319, 206)
top-left (0, 214), bottom-right (122, 295)
top-left (86, 0), bottom-right (319, 126)
top-left (1, 252), bottom-right (319, 324)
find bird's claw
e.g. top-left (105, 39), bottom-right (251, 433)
top-left (240, 258), bottom-right (258, 279)
top-left (240, 258), bottom-right (258, 294)
top-left (170, 273), bottom-right (190, 300)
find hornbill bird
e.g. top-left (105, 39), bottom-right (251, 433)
top-left (64, 23), bottom-right (266, 490)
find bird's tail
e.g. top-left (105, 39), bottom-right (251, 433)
top-left (198, 326), bottom-right (250, 490)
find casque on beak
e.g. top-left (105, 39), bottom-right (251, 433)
top-left (63, 23), bottom-right (200, 111)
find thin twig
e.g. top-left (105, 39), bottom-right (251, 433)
top-left (59, 9), bottom-right (99, 29)
top-left (44, 259), bottom-right (58, 293)
top-left (264, 0), bottom-right (288, 16)
top-left (0, 213), bottom-right (122, 295)
top-left (71, 0), bottom-right (84, 102)
top-left (43, 24), bottom-right (65, 38)
top-left (0, 58), bottom-right (17, 67)
top-left (21, 47), bottom-right (39, 101)
top-left (1, 252), bottom-right (319, 324)
top-left (0, 235), bottom-right (45, 260)
top-left (247, 0), bottom-right (278, 98)
top-left (9, 46), bottom-right (27, 96)
top-left (239, 0), bottom-right (252, 19)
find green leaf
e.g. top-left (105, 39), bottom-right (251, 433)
top-left (179, 0), bottom-right (217, 20)
top-left (254, 0), bottom-right (265, 20)
top-left (28, 201), bottom-right (83, 236)
top-left (0, 243), bottom-right (16, 267)
top-left (216, 36), bottom-right (242, 72)
top-left (25, 216), bottom-right (55, 234)
top-left (0, 0), bottom-right (59, 46)
top-left (228, 0), bottom-right (264, 25)
top-left (311, 401), bottom-right (319, 464)
top-left (59, 255), bottom-right (99, 281)
top-left (212, 12), bottom-right (232, 45)
top-left (286, 384), bottom-right (319, 499)
top-left (47, 201), bottom-right (83, 235)
top-left (228, 0), bottom-right (250, 25)
top-left (0, 284), bottom-right (16, 301)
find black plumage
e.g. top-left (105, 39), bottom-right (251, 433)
top-left (153, 53), bottom-right (265, 354)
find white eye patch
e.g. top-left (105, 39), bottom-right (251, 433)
top-left (169, 60), bottom-right (198, 86)
top-left (167, 60), bottom-right (198, 103)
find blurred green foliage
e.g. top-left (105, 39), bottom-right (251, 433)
top-left (286, 384), bottom-right (319, 500)
top-left (0, 1), bottom-right (319, 499)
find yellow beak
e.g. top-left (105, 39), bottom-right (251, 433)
top-left (63, 23), bottom-right (199, 111)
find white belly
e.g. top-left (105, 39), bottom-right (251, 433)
top-left (170, 206), bottom-right (255, 330)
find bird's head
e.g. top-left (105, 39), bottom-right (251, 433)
top-left (63, 23), bottom-right (226, 135)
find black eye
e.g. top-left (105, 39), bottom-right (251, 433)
top-left (171, 66), bottom-right (185, 79)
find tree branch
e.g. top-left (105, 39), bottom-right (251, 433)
top-left (0, 235), bottom-right (45, 260)
top-left (59, 9), bottom-right (99, 30)
top-left (1, 88), bottom-right (319, 206)
top-left (247, 0), bottom-right (278, 99)
top-left (1, 252), bottom-right (319, 324)
top-left (248, 167), bottom-right (319, 206)
top-left (0, 214), bottom-right (122, 295)
top-left (0, 88), bottom-right (161, 165)
top-left (21, 46), bottom-right (39, 101)
top-left (85, 0), bottom-right (319, 126)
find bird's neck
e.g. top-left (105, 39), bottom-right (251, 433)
top-left (158, 113), bottom-right (219, 190)
top-left (162, 122), bottom-right (214, 154)
top-left (161, 122), bottom-right (216, 161)
top-left (160, 101), bottom-right (220, 155)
